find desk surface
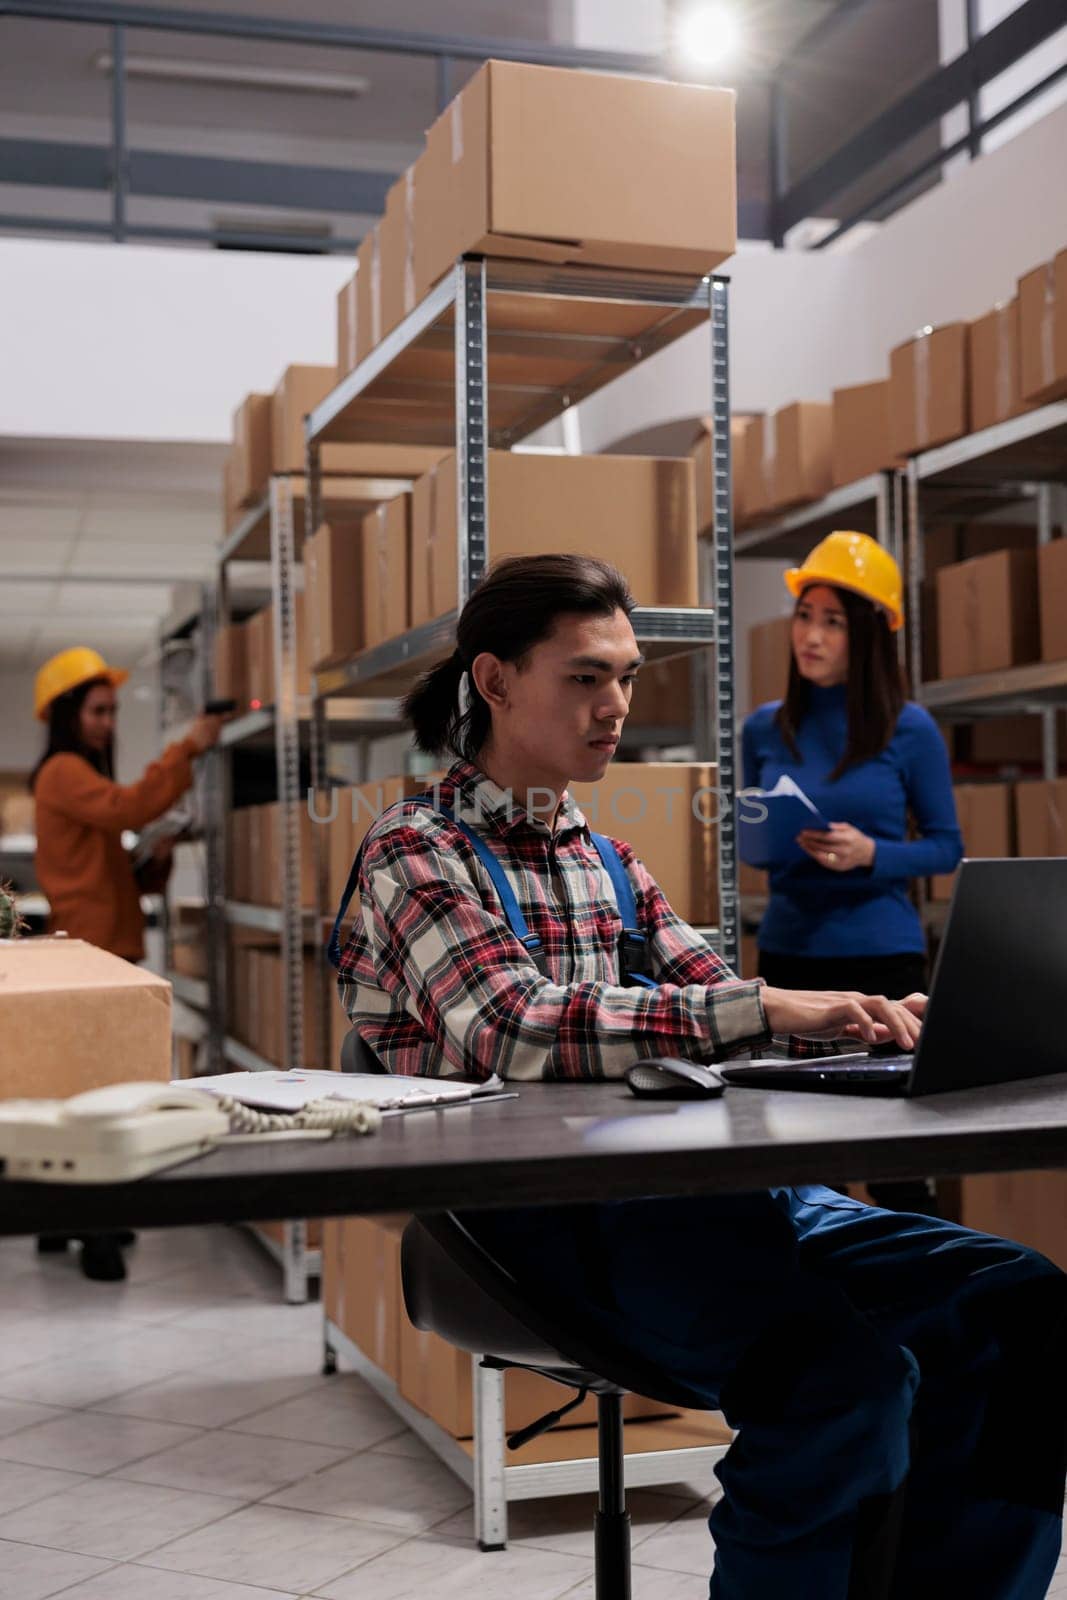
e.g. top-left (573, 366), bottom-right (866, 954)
top-left (3, 1075), bottom-right (1067, 1237)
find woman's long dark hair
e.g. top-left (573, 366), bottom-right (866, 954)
top-left (775, 584), bottom-right (905, 781)
top-left (404, 554), bottom-right (636, 760)
top-left (30, 677), bottom-right (114, 790)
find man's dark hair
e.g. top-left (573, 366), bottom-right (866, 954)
top-left (404, 554), bottom-right (636, 761)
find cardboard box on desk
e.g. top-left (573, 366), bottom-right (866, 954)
top-left (929, 783), bottom-right (1013, 900)
top-left (831, 380), bottom-right (894, 487)
top-left (232, 393), bottom-right (272, 507)
top-left (748, 615), bottom-right (793, 712)
top-left (410, 452), bottom-right (697, 628)
top-left (968, 300), bottom-right (1027, 434)
top-left (1018, 250), bottom-right (1067, 405)
top-left (1015, 779), bottom-right (1067, 857)
top-left (570, 763), bottom-right (717, 927)
top-left (936, 549), bottom-right (1039, 679)
top-left (0, 940), bottom-right (171, 1099)
top-left (416, 60), bottom-right (736, 292)
top-left (889, 324), bottom-right (968, 457)
top-left (361, 498), bottom-right (410, 651)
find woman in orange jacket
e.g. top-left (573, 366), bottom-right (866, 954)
top-left (30, 647), bottom-right (221, 1281)
top-left (32, 647), bottom-right (221, 963)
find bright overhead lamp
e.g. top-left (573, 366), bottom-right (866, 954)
top-left (92, 51), bottom-right (372, 97)
top-left (675, 3), bottom-right (743, 68)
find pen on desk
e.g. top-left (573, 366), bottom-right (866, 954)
top-left (382, 1092), bottom-right (520, 1116)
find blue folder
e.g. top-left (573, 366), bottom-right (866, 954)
top-left (738, 777), bottom-right (831, 869)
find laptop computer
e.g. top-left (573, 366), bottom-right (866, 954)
top-left (720, 858), bottom-right (1067, 1097)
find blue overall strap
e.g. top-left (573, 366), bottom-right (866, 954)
top-left (327, 797), bottom-right (547, 973)
top-left (588, 831), bottom-right (657, 989)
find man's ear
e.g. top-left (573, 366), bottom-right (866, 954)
top-left (471, 652), bottom-right (509, 709)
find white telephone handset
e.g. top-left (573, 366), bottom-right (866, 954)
top-left (0, 1082), bottom-right (230, 1183)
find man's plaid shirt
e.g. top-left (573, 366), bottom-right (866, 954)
top-left (337, 758), bottom-right (799, 1081)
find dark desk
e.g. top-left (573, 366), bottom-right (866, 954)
top-left (3, 1075), bottom-right (1067, 1236)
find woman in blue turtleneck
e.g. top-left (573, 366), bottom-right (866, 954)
top-left (742, 533), bottom-right (962, 1208)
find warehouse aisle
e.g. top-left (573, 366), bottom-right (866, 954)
top-left (0, 1227), bottom-right (729, 1599)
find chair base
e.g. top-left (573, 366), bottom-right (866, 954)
top-left (594, 1508), bottom-right (631, 1599)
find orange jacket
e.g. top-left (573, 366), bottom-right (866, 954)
top-left (34, 739), bottom-right (197, 961)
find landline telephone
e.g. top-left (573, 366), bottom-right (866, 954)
top-left (0, 1080), bottom-right (382, 1185)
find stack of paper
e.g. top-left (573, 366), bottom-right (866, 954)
top-left (185, 1070), bottom-right (498, 1114)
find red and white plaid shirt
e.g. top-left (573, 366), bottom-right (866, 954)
top-left (338, 758), bottom-right (777, 1081)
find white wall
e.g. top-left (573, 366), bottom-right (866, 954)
top-left (0, 237), bottom-right (355, 442)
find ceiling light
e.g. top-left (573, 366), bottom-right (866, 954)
top-left (93, 51), bottom-right (371, 97)
top-left (675, 4), bottom-right (743, 68)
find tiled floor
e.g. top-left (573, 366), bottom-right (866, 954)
top-left (0, 1228), bottom-right (723, 1598)
top-left (0, 1226), bottom-right (1064, 1600)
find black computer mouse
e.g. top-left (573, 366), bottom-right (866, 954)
top-left (625, 1058), bottom-right (726, 1099)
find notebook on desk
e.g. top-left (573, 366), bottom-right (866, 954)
top-left (187, 1070), bottom-right (505, 1114)
top-left (721, 859), bottom-right (1067, 1098)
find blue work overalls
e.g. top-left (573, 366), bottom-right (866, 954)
top-left (333, 805), bottom-right (1067, 1598)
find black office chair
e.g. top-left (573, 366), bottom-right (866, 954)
top-left (402, 1210), bottom-right (708, 1598)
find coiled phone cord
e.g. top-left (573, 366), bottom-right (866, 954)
top-left (213, 1095), bottom-right (382, 1137)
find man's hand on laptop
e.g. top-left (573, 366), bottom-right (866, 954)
top-left (762, 989), bottom-right (926, 1050)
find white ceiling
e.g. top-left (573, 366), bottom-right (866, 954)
top-left (0, 437), bottom-right (223, 671)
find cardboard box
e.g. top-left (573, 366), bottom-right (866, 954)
top-left (0, 940), bottom-right (171, 1099)
top-left (336, 271), bottom-right (360, 381)
top-left (306, 519), bottom-right (365, 670)
top-left (1039, 539), bottom-right (1067, 662)
top-left (272, 365), bottom-right (436, 477)
top-left (324, 1216), bottom-right (406, 1382)
top-left (968, 300), bottom-right (1025, 434)
top-left (771, 402), bottom-right (832, 510)
top-left (227, 809), bottom-right (253, 903)
top-left (362, 497), bottom-right (410, 651)
top-left (1018, 250), bottom-right (1067, 405)
top-left (0, 791), bottom-right (34, 836)
top-left (935, 549), bottom-right (1039, 679)
top-left (232, 393), bottom-right (273, 507)
top-left (889, 324), bottom-right (968, 457)
top-left (222, 451), bottom-right (242, 535)
top-left (687, 415), bottom-right (754, 536)
top-left (965, 717), bottom-right (1045, 767)
top-left (416, 60), bottom-right (736, 293)
top-left (738, 933), bottom-right (759, 980)
top-left (929, 782), bottom-right (1012, 900)
top-left (410, 452), bottom-right (698, 628)
top-left (1015, 779), bottom-right (1067, 857)
top-left (748, 615), bottom-right (793, 712)
top-left (377, 171), bottom-right (417, 342)
top-left (256, 947), bottom-right (325, 1069)
top-left (958, 523), bottom-right (1036, 560)
top-left (627, 657), bottom-right (693, 731)
top-left (570, 763), bottom-right (718, 926)
top-left (213, 622), bottom-right (248, 709)
top-left (244, 608), bottom-right (275, 707)
top-left (262, 802), bottom-right (317, 910)
top-left (355, 232), bottom-right (382, 367)
top-left (961, 1171), bottom-right (1067, 1273)
top-left (831, 380), bottom-right (893, 487)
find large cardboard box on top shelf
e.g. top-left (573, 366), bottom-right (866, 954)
top-left (361, 496), bottom-right (411, 651)
top-left (888, 324), bottom-right (968, 458)
top-left (1018, 249), bottom-right (1067, 405)
top-left (831, 380), bottom-right (894, 487)
top-left (929, 782), bottom-right (1012, 901)
top-left (415, 60), bottom-right (736, 294)
top-left (744, 404), bottom-right (832, 518)
top-left (570, 763), bottom-right (718, 927)
top-left (231, 393), bottom-right (273, 508)
top-left (935, 548), bottom-right (1039, 680)
top-left (1038, 538), bottom-right (1067, 662)
top-left (968, 300), bottom-right (1026, 434)
top-left (377, 172), bottom-right (417, 343)
top-left (748, 615), bottom-right (793, 713)
top-left (0, 940), bottom-right (171, 1099)
top-left (1015, 779), bottom-right (1067, 857)
top-left (410, 451), bottom-right (698, 629)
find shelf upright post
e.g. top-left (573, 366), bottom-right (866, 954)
top-left (905, 459), bottom-right (923, 696)
top-left (205, 571), bottom-right (231, 1072)
top-left (305, 436), bottom-right (334, 1075)
top-left (1036, 483), bottom-right (1059, 782)
top-left (269, 476), bottom-right (304, 1078)
top-left (709, 277), bottom-right (738, 974)
top-left (455, 258), bottom-right (490, 609)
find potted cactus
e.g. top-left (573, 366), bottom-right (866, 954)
top-left (0, 882), bottom-right (23, 939)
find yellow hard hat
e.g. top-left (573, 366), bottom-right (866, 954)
top-left (34, 647), bottom-right (129, 721)
top-left (784, 531), bottom-right (904, 632)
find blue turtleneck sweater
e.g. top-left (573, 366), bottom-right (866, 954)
top-left (741, 685), bottom-right (962, 958)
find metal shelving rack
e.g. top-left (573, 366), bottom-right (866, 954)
top-left (905, 402), bottom-right (1067, 779)
top-left (733, 469), bottom-right (901, 567)
top-left (208, 480), bottom-right (406, 1302)
top-left (303, 253), bottom-right (739, 1544)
